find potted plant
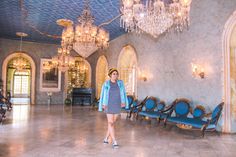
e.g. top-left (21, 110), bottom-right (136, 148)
top-left (64, 96), bottom-right (72, 106)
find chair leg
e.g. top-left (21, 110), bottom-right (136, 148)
top-left (126, 113), bottom-right (129, 119)
top-left (136, 114), bottom-right (139, 121)
top-left (201, 130), bottom-right (205, 137)
top-left (158, 117), bottom-right (161, 125)
top-left (128, 111), bottom-right (132, 119)
top-left (201, 126), bottom-right (207, 137)
top-left (163, 119), bottom-right (167, 128)
top-left (215, 130), bottom-right (221, 136)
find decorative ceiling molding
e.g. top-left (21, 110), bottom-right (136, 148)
top-left (0, 0), bottom-right (125, 44)
top-left (18, 0), bottom-right (123, 41)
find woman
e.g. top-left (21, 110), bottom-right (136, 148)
top-left (98, 68), bottom-right (129, 149)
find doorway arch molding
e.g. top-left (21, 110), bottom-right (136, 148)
top-left (2, 52), bottom-right (36, 104)
top-left (222, 10), bottom-right (236, 133)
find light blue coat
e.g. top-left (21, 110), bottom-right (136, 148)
top-left (98, 80), bottom-right (129, 112)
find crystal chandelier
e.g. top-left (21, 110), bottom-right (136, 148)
top-left (56, 0), bottom-right (109, 58)
top-left (12, 56), bottom-right (27, 71)
top-left (12, 32), bottom-right (28, 71)
top-left (52, 46), bottom-right (75, 72)
top-left (42, 61), bottom-right (54, 73)
top-left (51, 19), bottom-right (75, 72)
top-left (120, 0), bottom-right (192, 37)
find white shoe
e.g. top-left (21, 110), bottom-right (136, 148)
top-left (103, 138), bottom-right (109, 144)
top-left (112, 141), bottom-right (119, 149)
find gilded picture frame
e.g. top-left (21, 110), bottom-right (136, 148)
top-left (40, 58), bottom-right (61, 92)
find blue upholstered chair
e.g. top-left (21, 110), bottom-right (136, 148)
top-left (139, 101), bottom-right (171, 123)
top-left (0, 92), bottom-right (12, 111)
top-left (164, 98), bottom-right (191, 125)
top-left (121, 95), bottom-right (135, 118)
top-left (92, 97), bottom-right (99, 110)
top-left (200, 102), bottom-right (224, 136)
top-left (129, 96), bottom-right (148, 119)
top-left (0, 92), bottom-right (12, 123)
top-left (0, 104), bottom-right (6, 123)
top-left (192, 105), bottom-right (206, 119)
top-left (165, 99), bottom-right (224, 137)
top-left (136, 96), bottom-right (158, 120)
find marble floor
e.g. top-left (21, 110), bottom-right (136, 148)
top-left (0, 104), bottom-right (236, 157)
top-left (10, 98), bottom-right (30, 105)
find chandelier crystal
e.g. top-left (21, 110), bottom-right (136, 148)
top-left (42, 61), bottom-right (53, 73)
top-left (52, 46), bottom-right (75, 72)
top-left (120, 0), bottom-right (192, 37)
top-left (12, 56), bottom-right (28, 71)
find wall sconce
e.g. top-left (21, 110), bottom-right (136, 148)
top-left (191, 63), bottom-right (205, 79)
top-left (139, 71), bottom-right (148, 82)
top-left (141, 75), bottom-right (147, 82)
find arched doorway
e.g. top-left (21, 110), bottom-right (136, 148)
top-left (64, 57), bottom-right (92, 98)
top-left (2, 52), bottom-right (36, 104)
top-left (96, 55), bottom-right (108, 99)
top-left (117, 45), bottom-right (138, 97)
top-left (223, 10), bottom-right (236, 133)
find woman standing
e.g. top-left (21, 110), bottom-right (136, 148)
top-left (98, 68), bottom-right (128, 149)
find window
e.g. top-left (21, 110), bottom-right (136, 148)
top-left (118, 45), bottom-right (138, 96)
top-left (96, 56), bottom-right (108, 98)
top-left (13, 71), bottom-right (30, 96)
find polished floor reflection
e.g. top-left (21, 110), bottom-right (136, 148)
top-left (0, 105), bottom-right (236, 157)
top-left (11, 98), bottom-right (30, 105)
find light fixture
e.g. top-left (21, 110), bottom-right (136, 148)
top-left (52, 46), bottom-right (75, 72)
top-left (52, 19), bottom-right (75, 72)
top-left (120, 0), bottom-right (192, 37)
top-left (141, 75), bottom-right (147, 82)
top-left (12, 32), bottom-right (28, 71)
top-left (56, 0), bottom-right (109, 58)
top-left (42, 61), bottom-right (54, 73)
top-left (139, 70), bottom-right (148, 82)
top-left (12, 56), bottom-right (27, 72)
top-left (191, 63), bottom-right (205, 79)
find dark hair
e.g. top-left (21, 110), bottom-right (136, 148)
top-left (108, 68), bottom-right (119, 77)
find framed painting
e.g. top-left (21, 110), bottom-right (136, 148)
top-left (40, 58), bottom-right (61, 92)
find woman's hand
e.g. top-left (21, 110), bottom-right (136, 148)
top-left (121, 103), bottom-right (125, 108)
top-left (102, 105), bottom-right (107, 110)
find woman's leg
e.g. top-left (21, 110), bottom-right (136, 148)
top-left (106, 114), bottom-right (116, 142)
top-left (113, 114), bottom-right (119, 123)
top-left (104, 114), bottom-right (111, 142)
top-left (104, 129), bottom-right (110, 141)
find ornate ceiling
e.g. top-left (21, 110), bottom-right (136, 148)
top-left (0, 0), bottom-right (126, 44)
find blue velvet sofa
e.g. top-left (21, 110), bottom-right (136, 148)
top-left (164, 98), bottom-right (224, 137)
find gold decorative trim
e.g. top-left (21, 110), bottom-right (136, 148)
top-left (176, 123), bottom-right (193, 130)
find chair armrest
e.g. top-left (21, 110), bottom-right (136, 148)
top-left (161, 105), bottom-right (173, 113)
top-left (129, 100), bottom-right (142, 113)
top-left (135, 96), bottom-right (149, 111)
top-left (135, 104), bottom-right (144, 113)
top-left (161, 99), bottom-right (177, 114)
top-left (203, 112), bottom-right (212, 118)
